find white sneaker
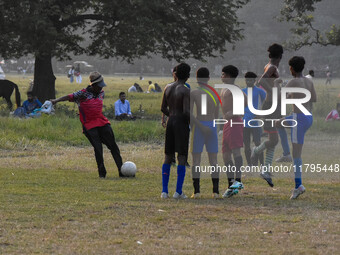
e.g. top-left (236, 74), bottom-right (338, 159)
top-left (191, 193), bottom-right (200, 199)
top-left (212, 193), bottom-right (220, 199)
top-left (161, 192), bottom-right (169, 199)
top-left (173, 192), bottom-right (188, 199)
top-left (275, 154), bottom-right (293, 162)
top-left (290, 185), bottom-right (306, 199)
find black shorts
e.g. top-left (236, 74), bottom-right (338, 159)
top-left (165, 116), bottom-right (190, 156)
top-left (262, 101), bottom-right (281, 133)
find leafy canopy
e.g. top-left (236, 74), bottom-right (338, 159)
top-left (0, 0), bottom-right (249, 61)
top-left (279, 0), bottom-right (340, 49)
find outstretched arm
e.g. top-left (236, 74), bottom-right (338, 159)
top-left (51, 95), bottom-right (69, 105)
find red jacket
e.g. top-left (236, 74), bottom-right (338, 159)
top-left (68, 86), bottom-right (110, 131)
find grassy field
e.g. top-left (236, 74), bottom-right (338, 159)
top-left (0, 74), bottom-right (340, 254)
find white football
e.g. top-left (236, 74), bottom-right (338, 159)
top-left (121, 161), bottom-right (137, 177)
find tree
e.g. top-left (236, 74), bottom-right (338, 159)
top-left (279, 0), bottom-right (340, 49)
top-left (0, 0), bottom-right (249, 102)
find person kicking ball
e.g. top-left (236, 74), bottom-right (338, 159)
top-left (51, 72), bottom-right (124, 178)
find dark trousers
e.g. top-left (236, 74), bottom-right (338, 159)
top-left (84, 124), bottom-right (123, 177)
top-left (243, 127), bottom-right (264, 166)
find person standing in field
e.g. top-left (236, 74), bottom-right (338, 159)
top-left (305, 70), bottom-right (314, 79)
top-left (251, 43), bottom-right (284, 187)
top-left (242, 72), bottom-right (266, 167)
top-left (325, 71), bottom-right (332, 85)
top-left (276, 56), bottom-right (317, 199)
top-left (68, 66), bottom-right (75, 83)
top-left (51, 71), bottom-right (124, 178)
top-left (220, 65), bottom-right (246, 198)
top-left (75, 64), bottom-right (82, 84)
top-left (160, 63), bottom-right (191, 199)
top-left (190, 67), bottom-right (220, 198)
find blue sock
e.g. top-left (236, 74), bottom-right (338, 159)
top-left (162, 164), bottom-right (171, 193)
top-left (278, 128), bottom-right (290, 156)
top-left (294, 158), bottom-right (302, 189)
top-left (176, 165), bottom-right (186, 194)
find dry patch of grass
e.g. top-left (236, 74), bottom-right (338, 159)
top-left (1, 133), bottom-right (339, 254)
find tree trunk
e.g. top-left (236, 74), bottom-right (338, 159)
top-left (33, 54), bottom-right (56, 102)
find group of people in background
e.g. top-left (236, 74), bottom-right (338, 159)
top-left (160, 43), bottom-right (317, 201)
top-left (68, 64), bottom-right (82, 84)
top-left (128, 81), bottom-right (162, 93)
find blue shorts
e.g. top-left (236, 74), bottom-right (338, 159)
top-left (285, 113), bottom-right (313, 144)
top-left (192, 121), bottom-right (218, 153)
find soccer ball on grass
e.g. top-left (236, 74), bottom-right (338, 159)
top-left (121, 161), bottom-right (137, 177)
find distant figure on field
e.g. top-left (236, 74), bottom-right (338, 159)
top-left (305, 70), bottom-right (314, 79)
top-left (325, 103), bottom-right (340, 121)
top-left (148, 81), bottom-right (155, 92)
top-left (128, 84), bottom-right (137, 93)
top-left (128, 83), bottom-right (143, 93)
top-left (154, 83), bottom-right (162, 92)
top-left (325, 71), bottom-right (332, 85)
top-left (68, 66), bottom-right (75, 83)
top-left (115, 92), bottom-right (135, 120)
top-left (75, 64), bottom-right (82, 84)
top-left (134, 83), bottom-right (143, 92)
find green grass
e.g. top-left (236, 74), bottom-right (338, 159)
top-left (0, 74), bottom-right (339, 254)
top-left (0, 141), bottom-right (339, 254)
top-left (0, 115), bottom-right (164, 149)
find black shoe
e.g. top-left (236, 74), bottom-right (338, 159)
top-left (99, 175), bottom-right (106, 179)
top-left (260, 172), bottom-right (274, 187)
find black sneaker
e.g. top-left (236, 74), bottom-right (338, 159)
top-left (260, 172), bottom-right (274, 187)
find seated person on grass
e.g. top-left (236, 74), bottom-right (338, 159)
top-left (148, 81), bottom-right (155, 92)
top-left (128, 83), bottom-right (137, 93)
top-left (114, 92), bottom-right (135, 120)
top-left (154, 83), bottom-right (162, 93)
top-left (325, 103), bottom-right (340, 121)
top-left (23, 91), bottom-right (42, 114)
